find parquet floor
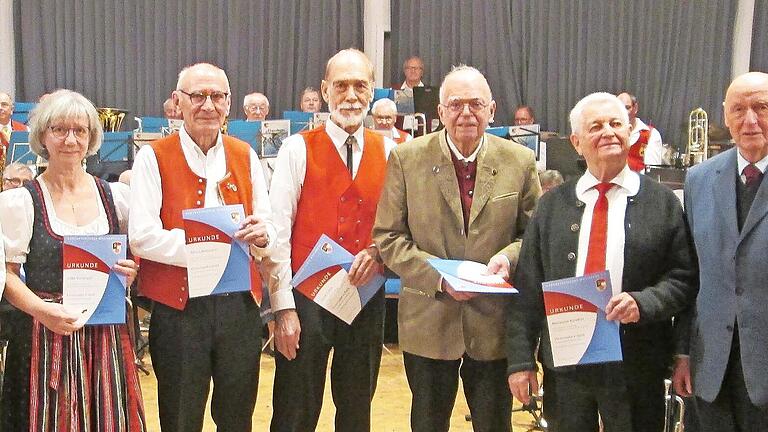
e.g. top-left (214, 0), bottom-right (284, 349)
top-left (138, 346), bottom-right (538, 431)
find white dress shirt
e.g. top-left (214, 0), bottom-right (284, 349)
top-left (630, 118), bottom-right (664, 166)
top-left (129, 126), bottom-right (275, 267)
top-left (264, 119), bottom-right (397, 311)
top-left (737, 151), bottom-right (768, 183)
top-left (575, 165), bottom-right (640, 295)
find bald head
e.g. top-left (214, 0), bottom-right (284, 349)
top-left (176, 63), bottom-right (230, 93)
top-left (324, 49), bottom-right (375, 82)
top-left (724, 72), bottom-right (768, 163)
top-left (163, 98), bottom-right (181, 120)
top-left (243, 92), bottom-right (270, 121)
top-left (0, 92), bottom-right (13, 125)
top-left (438, 66), bottom-right (493, 104)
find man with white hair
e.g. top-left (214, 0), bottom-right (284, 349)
top-left (130, 62), bottom-right (274, 431)
top-left (243, 92), bottom-right (270, 121)
top-left (373, 65), bottom-right (541, 431)
top-left (506, 92), bottom-right (696, 432)
top-left (264, 48), bottom-right (396, 432)
top-left (371, 98), bottom-right (412, 144)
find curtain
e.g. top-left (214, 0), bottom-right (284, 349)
top-left (392, 0), bottom-right (736, 147)
top-left (751, 0), bottom-right (768, 73)
top-left (14, 0), bottom-right (364, 121)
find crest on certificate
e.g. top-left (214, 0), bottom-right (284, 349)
top-left (112, 241), bottom-right (122, 255)
top-left (595, 278), bottom-right (607, 292)
top-left (321, 242), bottom-right (333, 254)
top-left (230, 211), bottom-right (241, 225)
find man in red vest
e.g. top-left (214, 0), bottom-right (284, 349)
top-left (264, 48), bottom-right (396, 432)
top-left (0, 92), bottom-right (29, 152)
top-left (618, 92), bottom-right (664, 171)
top-left (371, 98), bottom-right (413, 144)
top-left (129, 63), bottom-right (275, 432)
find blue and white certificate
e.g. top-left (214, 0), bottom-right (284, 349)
top-left (428, 259), bottom-right (517, 294)
top-left (291, 234), bottom-right (385, 324)
top-left (183, 204), bottom-right (251, 298)
top-left (62, 235), bottom-right (127, 325)
top-left (542, 270), bottom-right (623, 367)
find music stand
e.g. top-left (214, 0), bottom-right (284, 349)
top-left (283, 111), bottom-right (313, 135)
top-left (373, 88), bottom-right (395, 105)
top-left (100, 132), bottom-right (133, 162)
top-left (8, 132), bottom-right (37, 165)
top-left (227, 120), bottom-right (262, 154)
top-left (413, 86), bottom-right (441, 132)
top-left (394, 89), bottom-right (415, 114)
top-left (509, 124), bottom-right (541, 159)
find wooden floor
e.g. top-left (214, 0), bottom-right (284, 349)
top-left (138, 345), bottom-right (538, 431)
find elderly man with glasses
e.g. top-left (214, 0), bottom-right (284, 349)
top-left (2, 162), bottom-right (34, 191)
top-left (373, 65), bottom-right (541, 432)
top-left (243, 92), bottom-right (270, 122)
top-left (129, 63), bottom-right (275, 432)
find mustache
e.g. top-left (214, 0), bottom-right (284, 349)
top-left (337, 102), bottom-right (365, 110)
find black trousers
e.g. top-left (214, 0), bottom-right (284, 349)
top-left (695, 329), bottom-right (768, 432)
top-left (270, 290), bottom-right (384, 432)
top-left (402, 351), bottom-right (511, 432)
top-left (149, 293), bottom-right (262, 432)
top-left (542, 363), bottom-right (665, 432)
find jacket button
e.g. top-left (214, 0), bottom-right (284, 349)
top-left (567, 252), bottom-right (576, 261)
top-left (736, 287), bottom-right (744, 296)
top-left (570, 223), bottom-right (580, 232)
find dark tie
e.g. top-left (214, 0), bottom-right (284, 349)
top-left (345, 135), bottom-right (355, 177)
top-left (584, 182), bottom-right (615, 275)
top-left (743, 164), bottom-right (763, 188)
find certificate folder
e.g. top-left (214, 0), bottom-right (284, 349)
top-left (62, 235), bottom-right (127, 325)
top-left (227, 120), bottom-right (262, 154)
top-left (291, 234), bottom-right (385, 325)
top-left (542, 271), bottom-right (622, 367)
top-left (182, 204), bottom-right (252, 298)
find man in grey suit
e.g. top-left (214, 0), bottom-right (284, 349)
top-left (373, 65), bottom-right (541, 431)
top-left (673, 71), bottom-right (768, 431)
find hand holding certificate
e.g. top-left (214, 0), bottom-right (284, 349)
top-left (428, 259), bottom-right (517, 294)
top-left (291, 234), bottom-right (385, 325)
top-left (542, 270), bottom-right (623, 367)
top-left (62, 235), bottom-right (127, 325)
top-left (183, 204), bottom-right (252, 298)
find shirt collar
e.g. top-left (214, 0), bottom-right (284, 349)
top-left (445, 131), bottom-right (484, 163)
top-left (326, 117), bottom-right (365, 152)
top-left (401, 81), bottom-right (424, 90)
top-left (631, 117), bottom-right (650, 134)
top-left (576, 164), bottom-right (639, 198)
top-left (179, 124), bottom-right (223, 158)
top-left (737, 150), bottom-right (768, 175)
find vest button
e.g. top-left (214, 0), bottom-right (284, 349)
top-left (356, 219), bottom-right (361, 224)
top-left (198, 190), bottom-right (203, 195)
top-left (358, 199), bottom-right (363, 205)
top-left (570, 223), bottom-right (580, 232)
top-left (198, 178), bottom-right (204, 183)
top-left (468, 190), bottom-right (473, 196)
top-left (567, 252), bottom-right (576, 261)
top-left (341, 197), bottom-right (346, 202)
top-left (196, 200), bottom-right (202, 206)
top-left (355, 239), bottom-right (360, 245)
top-left (339, 236), bottom-right (344, 242)
top-left (181, 286), bottom-right (186, 291)
top-left (339, 217), bottom-right (346, 223)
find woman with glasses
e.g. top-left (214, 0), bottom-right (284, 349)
top-left (0, 89), bottom-right (146, 431)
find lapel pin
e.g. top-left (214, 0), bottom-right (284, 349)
top-left (433, 166), bottom-right (440, 174)
top-left (491, 168), bottom-right (497, 176)
top-left (226, 183), bottom-right (238, 192)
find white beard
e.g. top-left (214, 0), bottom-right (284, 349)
top-left (330, 102), bottom-right (369, 130)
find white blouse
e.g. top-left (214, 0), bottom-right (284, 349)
top-left (0, 177), bottom-right (130, 263)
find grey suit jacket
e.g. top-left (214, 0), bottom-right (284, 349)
top-left (373, 131), bottom-right (541, 361)
top-left (682, 148), bottom-right (768, 405)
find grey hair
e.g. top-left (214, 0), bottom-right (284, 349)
top-left (539, 169), bottom-right (564, 187)
top-left (438, 65), bottom-right (493, 104)
top-left (176, 63), bottom-right (231, 92)
top-left (371, 98), bottom-right (397, 115)
top-left (5, 162), bottom-right (35, 180)
top-left (569, 92), bottom-right (628, 135)
top-left (27, 89), bottom-right (103, 160)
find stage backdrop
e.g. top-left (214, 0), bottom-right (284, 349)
top-left (392, 0), bottom-right (736, 147)
top-left (751, 0), bottom-right (768, 74)
top-left (14, 0), bottom-right (363, 122)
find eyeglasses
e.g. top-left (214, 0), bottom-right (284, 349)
top-left (244, 104), bottom-right (268, 113)
top-left (48, 125), bottom-right (90, 140)
top-left (2, 177), bottom-right (25, 188)
top-left (441, 99), bottom-right (489, 114)
top-left (178, 89), bottom-right (230, 106)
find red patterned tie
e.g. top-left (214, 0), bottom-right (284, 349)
top-left (584, 182), bottom-right (615, 274)
top-left (743, 164), bottom-right (763, 188)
